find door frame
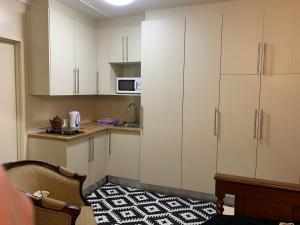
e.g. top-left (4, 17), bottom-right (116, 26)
top-left (0, 37), bottom-right (26, 161)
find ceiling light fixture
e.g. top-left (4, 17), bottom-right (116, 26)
top-left (104, 0), bottom-right (135, 6)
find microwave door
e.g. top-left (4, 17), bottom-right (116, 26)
top-left (118, 80), bottom-right (135, 93)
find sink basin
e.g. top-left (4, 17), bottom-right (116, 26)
top-left (117, 123), bottom-right (140, 128)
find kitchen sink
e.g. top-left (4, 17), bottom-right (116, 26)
top-left (117, 123), bottom-right (140, 128)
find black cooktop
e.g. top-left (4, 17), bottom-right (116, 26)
top-left (46, 127), bottom-right (83, 136)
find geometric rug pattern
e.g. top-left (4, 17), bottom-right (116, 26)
top-left (86, 183), bottom-right (216, 225)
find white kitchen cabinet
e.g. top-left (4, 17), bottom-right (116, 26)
top-left (97, 28), bottom-right (112, 95)
top-left (217, 76), bottom-right (260, 178)
top-left (28, 132), bottom-right (109, 189)
top-left (29, 2), bottom-right (97, 96)
top-left (75, 21), bottom-right (97, 95)
top-left (262, 0), bottom-right (300, 75)
top-left (256, 75), bottom-right (300, 183)
top-left (108, 132), bottom-right (140, 180)
top-left (67, 138), bottom-right (91, 189)
top-left (140, 18), bottom-right (185, 189)
top-left (182, 7), bottom-right (222, 194)
top-left (89, 133), bottom-right (109, 185)
top-left (109, 25), bottom-right (141, 63)
top-left (221, 0), bottom-right (264, 75)
top-left (49, 10), bottom-right (75, 95)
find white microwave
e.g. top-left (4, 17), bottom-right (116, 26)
top-left (117, 77), bottom-right (141, 94)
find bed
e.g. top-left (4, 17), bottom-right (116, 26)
top-left (205, 174), bottom-right (300, 225)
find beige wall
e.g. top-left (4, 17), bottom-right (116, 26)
top-left (26, 96), bottom-right (98, 132)
top-left (96, 96), bottom-right (140, 123)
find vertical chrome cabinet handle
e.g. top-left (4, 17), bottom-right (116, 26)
top-left (122, 37), bottom-right (125, 62)
top-left (126, 36), bottom-right (129, 62)
top-left (257, 43), bottom-right (262, 74)
top-left (92, 137), bottom-right (95, 161)
top-left (73, 69), bottom-right (76, 94)
top-left (214, 108), bottom-right (218, 136)
top-left (262, 42), bottom-right (267, 74)
top-left (253, 109), bottom-right (258, 139)
top-left (88, 138), bottom-right (92, 162)
top-left (140, 105), bottom-right (144, 132)
top-left (77, 68), bottom-right (80, 94)
top-left (96, 71), bottom-right (99, 94)
top-left (108, 133), bottom-right (112, 158)
top-left (259, 110), bottom-right (264, 139)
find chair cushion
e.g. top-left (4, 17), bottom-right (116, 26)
top-left (76, 206), bottom-right (96, 225)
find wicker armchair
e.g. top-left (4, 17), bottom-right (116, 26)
top-left (3, 160), bottom-right (96, 225)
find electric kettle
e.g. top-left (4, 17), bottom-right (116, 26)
top-left (69, 111), bottom-right (80, 129)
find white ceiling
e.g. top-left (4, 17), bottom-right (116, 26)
top-left (60, 0), bottom-right (228, 20)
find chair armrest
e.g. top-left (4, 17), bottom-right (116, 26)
top-left (25, 192), bottom-right (81, 218)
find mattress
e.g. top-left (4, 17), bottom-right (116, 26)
top-left (203, 215), bottom-right (300, 225)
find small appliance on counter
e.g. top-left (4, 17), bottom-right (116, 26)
top-left (116, 77), bottom-right (141, 94)
top-left (49, 116), bottom-right (63, 130)
top-left (48, 115), bottom-right (82, 135)
top-left (69, 111), bottom-right (81, 129)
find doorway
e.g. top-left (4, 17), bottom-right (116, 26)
top-left (0, 41), bottom-right (18, 163)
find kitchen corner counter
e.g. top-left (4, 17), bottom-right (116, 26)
top-left (28, 123), bottom-right (141, 142)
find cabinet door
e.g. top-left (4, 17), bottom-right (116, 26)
top-left (67, 138), bottom-right (90, 189)
top-left (217, 76), bottom-right (260, 178)
top-left (221, 0), bottom-right (264, 75)
top-left (49, 11), bottom-right (75, 95)
top-left (256, 75), bottom-right (300, 183)
top-left (75, 21), bottom-right (97, 95)
top-left (109, 27), bottom-right (125, 63)
top-left (90, 133), bottom-right (108, 185)
top-left (182, 8), bottom-right (222, 194)
top-left (125, 25), bottom-right (141, 63)
top-left (140, 19), bottom-right (185, 188)
top-left (97, 29), bottom-right (111, 95)
top-left (108, 133), bottom-right (140, 180)
top-left (262, 0), bottom-right (300, 75)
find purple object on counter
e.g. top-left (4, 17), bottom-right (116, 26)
top-left (97, 118), bottom-right (120, 126)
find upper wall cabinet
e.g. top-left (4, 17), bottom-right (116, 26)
top-left (29, 4), bottom-right (97, 96)
top-left (222, 0), bottom-right (300, 76)
top-left (221, 0), bottom-right (264, 75)
top-left (262, 0), bottom-right (300, 75)
top-left (75, 21), bottom-right (97, 95)
top-left (109, 25), bottom-right (141, 63)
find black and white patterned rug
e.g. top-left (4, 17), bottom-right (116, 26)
top-left (86, 183), bottom-right (216, 225)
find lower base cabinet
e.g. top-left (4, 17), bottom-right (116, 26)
top-left (28, 131), bottom-right (140, 189)
top-left (108, 132), bottom-right (140, 180)
top-left (28, 132), bottom-right (109, 189)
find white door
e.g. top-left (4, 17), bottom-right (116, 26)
top-left (67, 138), bottom-right (90, 189)
top-left (262, 0), bottom-right (300, 75)
top-left (0, 42), bottom-right (18, 163)
top-left (75, 21), bottom-right (97, 95)
top-left (221, 0), bottom-right (264, 75)
top-left (109, 27), bottom-right (125, 63)
top-left (108, 133), bottom-right (140, 180)
top-left (90, 133), bottom-right (108, 185)
top-left (217, 76), bottom-right (260, 178)
top-left (49, 11), bottom-right (75, 95)
top-left (256, 75), bottom-right (300, 183)
top-left (125, 25), bottom-right (141, 63)
top-left (182, 7), bottom-right (222, 194)
top-left (140, 18), bottom-right (185, 188)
